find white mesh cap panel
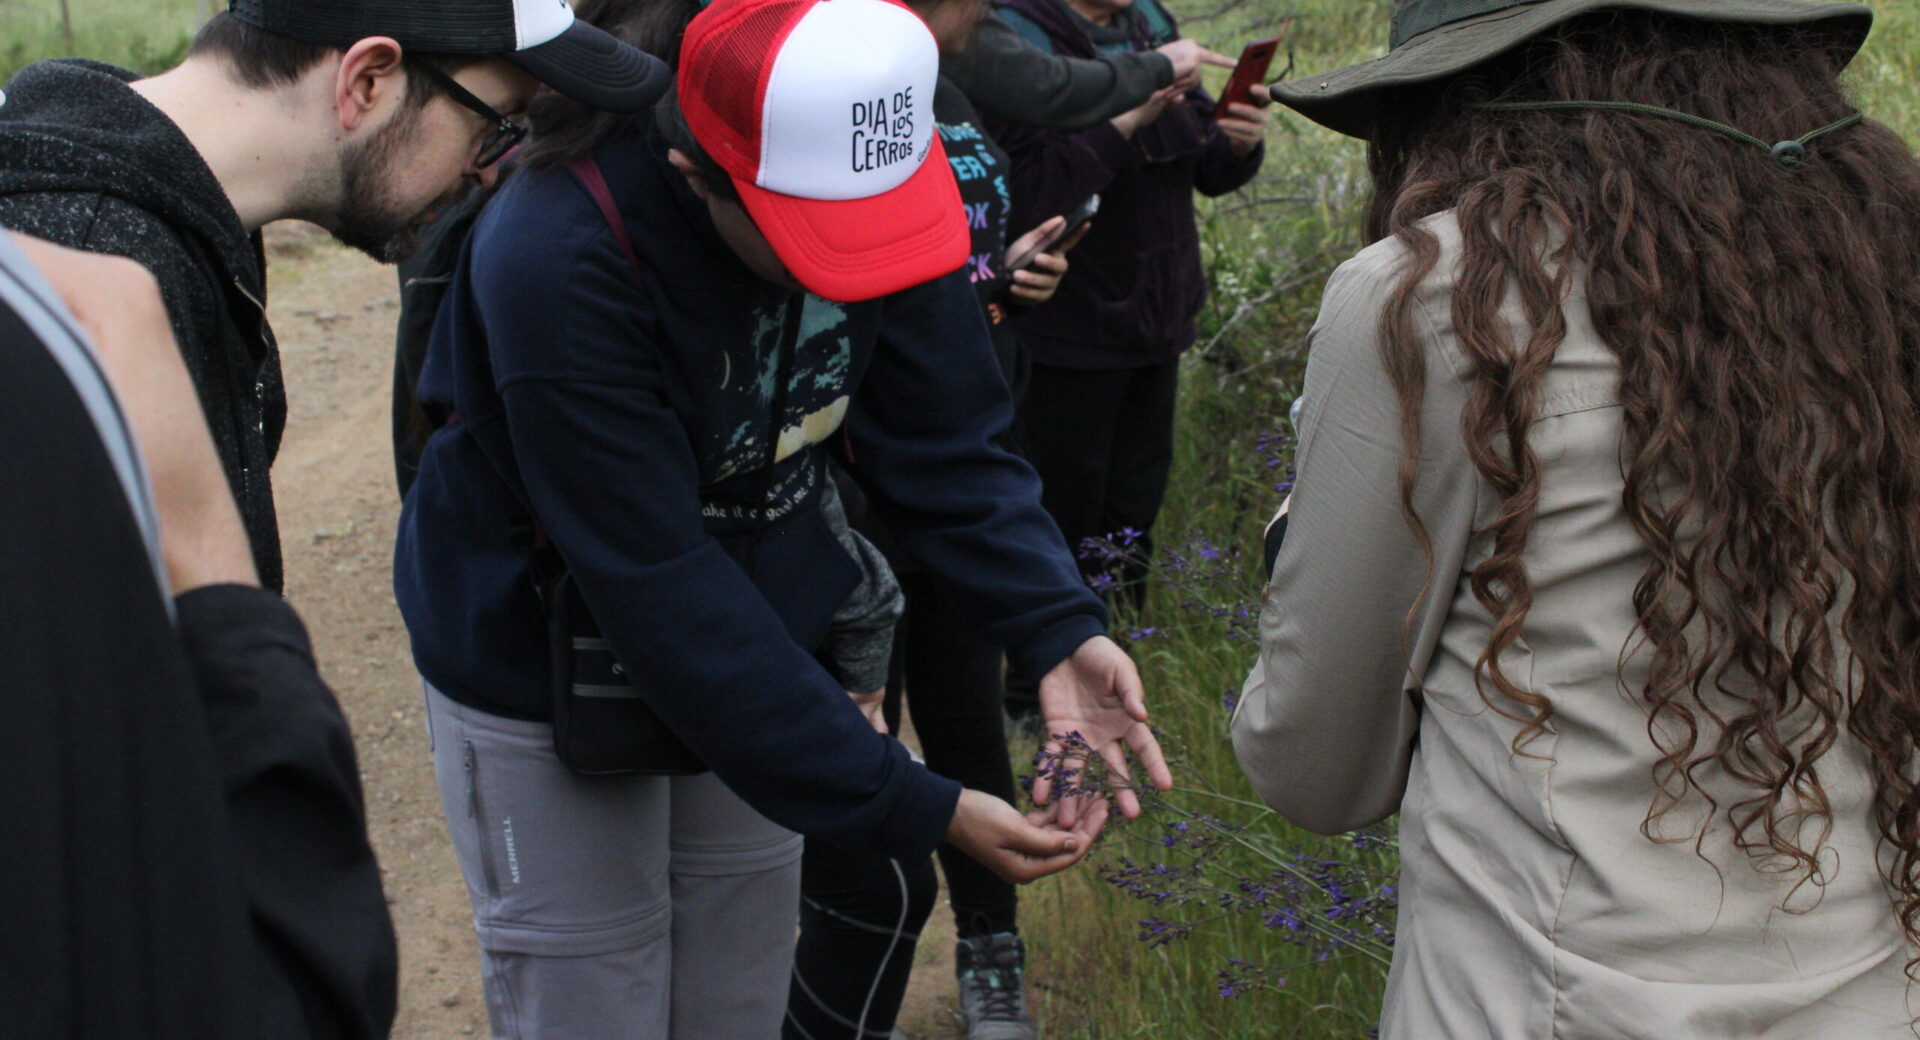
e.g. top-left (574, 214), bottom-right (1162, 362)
top-left (514, 0), bottom-right (576, 50)
top-left (755, 0), bottom-right (939, 201)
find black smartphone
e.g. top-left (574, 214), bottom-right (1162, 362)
top-left (1006, 195), bottom-right (1101, 272)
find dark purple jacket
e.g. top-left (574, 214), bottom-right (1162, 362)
top-left (985, 0), bottom-right (1263, 370)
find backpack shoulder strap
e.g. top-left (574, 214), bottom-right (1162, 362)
top-left (1133, 0), bottom-right (1177, 45)
top-left (994, 7), bottom-right (1058, 54)
top-left (567, 156), bottom-right (647, 286)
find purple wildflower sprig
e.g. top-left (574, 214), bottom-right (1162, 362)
top-left (1102, 802), bottom-right (1398, 975)
top-left (1072, 418), bottom-right (1294, 638)
top-left (1078, 727), bottom-right (1398, 1003)
top-left (1077, 531), bottom-right (1265, 643)
top-left (1215, 958), bottom-right (1290, 999)
top-left (1022, 730), bottom-right (1110, 803)
top-left (1254, 424), bottom-right (1298, 496)
top-left (1020, 728), bottom-right (1177, 815)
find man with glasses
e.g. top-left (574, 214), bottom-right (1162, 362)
top-left (412, 61), bottom-right (532, 173)
top-left (0, 3), bottom-right (667, 1037)
top-left (0, 0), bottom-right (668, 593)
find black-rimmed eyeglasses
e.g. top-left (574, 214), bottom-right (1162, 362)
top-left (412, 61), bottom-right (528, 169)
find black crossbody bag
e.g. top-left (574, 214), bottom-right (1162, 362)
top-left (539, 560), bottom-right (707, 776)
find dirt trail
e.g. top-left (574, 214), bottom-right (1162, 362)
top-left (264, 223), bottom-right (966, 1039)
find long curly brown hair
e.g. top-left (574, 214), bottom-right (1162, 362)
top-left (1364, 11), bottom-right (1920, 955)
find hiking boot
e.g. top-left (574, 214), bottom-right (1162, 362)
top-left (955, 931), bottom-right (1037, 1040)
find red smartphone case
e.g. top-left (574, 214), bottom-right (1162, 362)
top-left (1217, 37), bottom-right (1280, 117)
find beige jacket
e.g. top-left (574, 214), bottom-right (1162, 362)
top-left (1231, 213), bottom-right (1910, 1039)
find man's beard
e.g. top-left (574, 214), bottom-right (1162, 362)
top-left (332, 104), bottom-right (466, 264)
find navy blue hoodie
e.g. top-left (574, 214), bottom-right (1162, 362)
top-left (394, 123), bottom-right (1106, 859)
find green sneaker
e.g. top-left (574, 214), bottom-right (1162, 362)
top-left (955, 932), bottom-right (1037, 1040)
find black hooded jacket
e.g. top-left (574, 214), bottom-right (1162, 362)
top-left (0, 59), bottom-right (288, 591)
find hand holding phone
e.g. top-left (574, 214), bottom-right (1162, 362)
top-left (1215, 21), bottom-right (1293, 119)
top-left (1005, 195), bottom-right (1100, 272)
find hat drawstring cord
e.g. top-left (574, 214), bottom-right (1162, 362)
top-left (1473, 100), bottom-right (1865, 169)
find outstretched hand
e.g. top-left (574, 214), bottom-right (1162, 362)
top-left (945, 788), bottom-right (1109, 884)
top-left (1033, 636), bottom-right (1174, 824)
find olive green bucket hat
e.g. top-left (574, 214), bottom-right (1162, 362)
top-left (1272, 0), bottom-right (1874, 140)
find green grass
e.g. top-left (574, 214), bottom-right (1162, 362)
top-left (1852, 0), bottom-right (1920, 143)
top-left (0, 0), bottom-right (209, 83)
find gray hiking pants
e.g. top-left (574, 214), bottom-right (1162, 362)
top-left (424, 683), bottom-right (804, 1040)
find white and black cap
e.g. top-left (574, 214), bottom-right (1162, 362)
top-left (228, 0), bottom-right (671, 112)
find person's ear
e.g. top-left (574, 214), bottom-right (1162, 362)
top-left (667, 148), bottom-right (712, 203)
top-left (334, 37), bottom-right (407, 133)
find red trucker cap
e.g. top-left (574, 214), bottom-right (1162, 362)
top-left (678, 0), bottom-right (970, 303)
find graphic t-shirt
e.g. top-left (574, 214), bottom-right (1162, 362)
top-left (935, 76), bottom-right (1012, 313)
top-left (702, 294), bottom-right (853, 523)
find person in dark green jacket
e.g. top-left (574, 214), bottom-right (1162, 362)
top-left (944, 11), bottom-right (1231, 129)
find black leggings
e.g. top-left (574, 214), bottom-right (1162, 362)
top-left (899, 571), bottom-right (1023, 935)
top-left (786, 843), bottom-right (937, 1040)
top-left (785, 573), bottom-right (1023, 1039)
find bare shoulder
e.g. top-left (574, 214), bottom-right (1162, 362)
top-left (13, 233), bottom-right (159, 291)
top-left (13, 235), bottom-right (170, 371)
